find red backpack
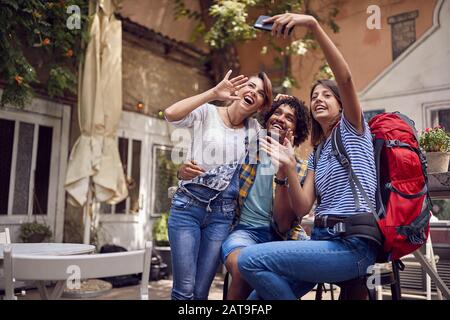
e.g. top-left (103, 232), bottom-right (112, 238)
top-left (325, 112), bottom-right (431, 261)
top-left (369, 112), bottom-right (431, 260)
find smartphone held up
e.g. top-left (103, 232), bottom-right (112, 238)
top-left (253, 15), bottom-right (293, 35)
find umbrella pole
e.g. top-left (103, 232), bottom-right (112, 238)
top-left (83, 181), bottom-right (93, 244)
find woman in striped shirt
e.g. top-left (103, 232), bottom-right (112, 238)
top-left (237, 13), bottom-right (380, 300)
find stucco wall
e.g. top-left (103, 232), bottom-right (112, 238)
top-left (122, 37), bottom-right (213, 115)
top-left (360, 0), bottom-right (450, 132)
top-left (288, 0), bottom-right (437, 102)
top-left (236, 0), bottom-right (438, 158)
top-left (119, 0), bottom-right (205, 49)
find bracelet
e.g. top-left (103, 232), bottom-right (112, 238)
top-left (274, 176), bottom-right (288, 186)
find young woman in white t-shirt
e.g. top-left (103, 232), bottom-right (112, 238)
top-left (164, 70), bottom-right (272, 300)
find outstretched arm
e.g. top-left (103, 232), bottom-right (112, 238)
top-left (265, 14), bottom-right (363, 133)
top-left (164, 70), bottom-right (248, 122)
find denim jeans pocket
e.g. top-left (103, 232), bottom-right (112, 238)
top-left (171, 192), bottom-right (192, 210)
top-left (220, 202), bottom-right (236, 220)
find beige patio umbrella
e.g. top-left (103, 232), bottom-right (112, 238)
top-left (65, 0), bottom-right (127, 244)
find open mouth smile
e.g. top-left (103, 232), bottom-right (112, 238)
top-left (243, 94), bottom-right (255, 105)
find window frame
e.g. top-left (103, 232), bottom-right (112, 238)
top-left (150, 144), bottom-right (181, 218)
top-left (99, 130), bottom-right (146, 223)
top-left (423, 100), bottom-right (450, 129)
top-left (0, 107), bottom-right (61, 228)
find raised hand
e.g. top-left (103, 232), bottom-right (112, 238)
top-left (212, 70), bottom-right (248, 102)
top-left (285, 129), bottom-right (295, 146)
top-left (259, 133), bottom-right (297, 173)
top-left (274, 93), bottom-right (292, 101)
top-left (264, 13), bottom-right (317, 38)
top-left (177, 160), bottom-right (205, 180)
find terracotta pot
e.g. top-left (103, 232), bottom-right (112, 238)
top-left (426, 152), bottom-right (450, 173)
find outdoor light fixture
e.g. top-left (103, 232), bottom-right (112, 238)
top-left (136, 101), bottom-right (144, 110)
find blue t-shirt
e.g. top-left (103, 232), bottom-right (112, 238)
top-left (239, 152), bottom-right (273, 227)
top-left (307, 114), bottom-right (377, 216)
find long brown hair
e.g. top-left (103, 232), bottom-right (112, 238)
top-left (310, 79), bottom-right (342, 146)
top-left (257, 71), bottom-right (273, 111)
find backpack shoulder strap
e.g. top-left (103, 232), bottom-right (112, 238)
top-left (313, 142), bottom-right (325, 206)
top-left (331, 124), bottom-right (379, 222)
top-left (313, 142), bottom-right (324, 170)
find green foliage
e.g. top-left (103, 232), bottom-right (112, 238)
top-left (19, 221), bottom-right (53, 243)
top-left (152, 212), bottom-right (170, 246)
top-left (0, 0), bottom-right (89, 108)
top-left (173, 0), bottom-right (205, 43)
top-left (431, 200), bottom-right (450, 220)
top-left (419, 126), bottom-right (450, 153)
top-left (206, 0), bottom-right (258, 49)
top-left (202, 0), bottom-right (305, 49)
top-left (173, 0), bottom-right (202, 20)
top-left (315, 62), bottom-right (335, 81)
top-left (172, 0), bottom-right (339, 90)
top-left (48, 66), bottom-right (77, 97)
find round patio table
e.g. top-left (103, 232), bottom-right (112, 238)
top-left (0, 243), bottom-right (96, 300)
top-left (0, 243), bottom-right (95, 259)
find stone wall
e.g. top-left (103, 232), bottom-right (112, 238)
top-left (122, 36), bottom-right (213, 116)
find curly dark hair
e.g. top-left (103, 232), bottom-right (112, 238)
top-left (263, 96), bottom-right (310, 147)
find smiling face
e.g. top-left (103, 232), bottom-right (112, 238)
top-left (266, 104), bottom-right (297, 143)
top-left (235, 76), bottom-right (268, 114)
top-left (310, 84), bottom-right (341, 125)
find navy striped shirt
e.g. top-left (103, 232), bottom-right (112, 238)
top-left (307, 114), bottom-right (377, 216)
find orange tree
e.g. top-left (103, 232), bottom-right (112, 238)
top-left (0, 0), bottom-right (89, 108)
top-left (173, 0), bottom-right (338, 89)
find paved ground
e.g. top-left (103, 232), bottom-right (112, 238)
top-left (15, 274), bottom-right (337, 300)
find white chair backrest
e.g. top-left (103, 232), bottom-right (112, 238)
top-left (0, 228), bottom-right (11, 244)
top-left (3, 241), bottom-right (152, 300)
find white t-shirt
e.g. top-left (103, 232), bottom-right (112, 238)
top-left (169, 103), bottom-right (260, 176)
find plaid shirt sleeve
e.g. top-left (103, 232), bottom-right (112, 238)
top-left (234, 163), bottom-right (258, 227)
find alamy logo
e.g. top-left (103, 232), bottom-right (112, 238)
top-left (66, 265), bottom-right (81, 290)
top-left (367, 5), bottom-right (381, 30)
top-left (366, 264), bottom-right (381, 289)
top-left (66, 5), bottom-right (81, 30)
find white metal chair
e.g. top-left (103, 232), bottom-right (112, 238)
top-left (2, 241), bottom-right (152, 300)
top-left (0, 228), bottom-right (11, 244)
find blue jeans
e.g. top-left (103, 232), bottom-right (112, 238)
top-left (221, 224), bottom-right (281, 263)
top-left (168, 172), bottom-right (239, 300)
top-left (237, 227), bottom-right (379, 300)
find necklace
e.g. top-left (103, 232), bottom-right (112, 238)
top-left (226, 107), bottom-right (242, 127)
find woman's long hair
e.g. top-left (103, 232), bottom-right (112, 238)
top-left (255, 71), bottom-right (273, 111)
top-left (310, 79), bottom-right (342, 146)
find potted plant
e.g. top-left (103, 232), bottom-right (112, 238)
top-left (152, 212), bottom-right (172, 276)
top-left (419, 126), bottom-right (450, 173)
top-left (19, 221), bottom-right (52, 243)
